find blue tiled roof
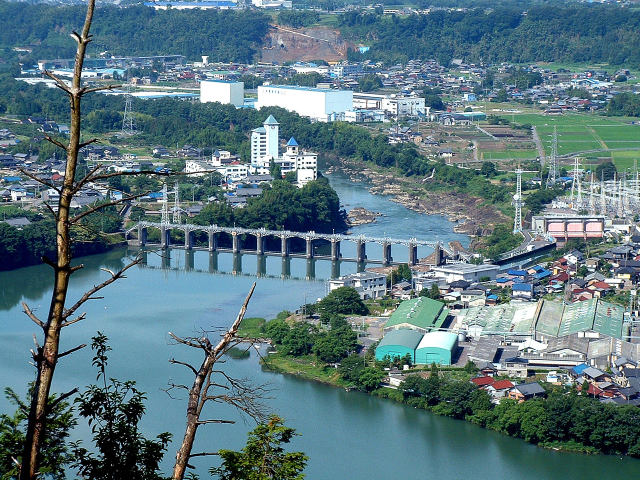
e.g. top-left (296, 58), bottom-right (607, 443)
top-left (512, 283), bottom-right (533, 292)
top-left (507, 269), bottom-right (527, 276)
top-left (572, 363), bottom-right (589, 375)
top-left (286, 137), bottom-right (298, 147)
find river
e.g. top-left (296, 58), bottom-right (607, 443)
top-left (0, 174), bottom-right (637, 479)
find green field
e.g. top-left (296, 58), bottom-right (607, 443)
top-left (496, 113), bottom-right (640, 169)
top-left (481, 150), bottom-right (538, 160)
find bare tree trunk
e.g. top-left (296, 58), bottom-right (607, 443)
top-left (171, 283), bottom-right (261, 480)
top-left (20, 3), bottom-right (95, 478)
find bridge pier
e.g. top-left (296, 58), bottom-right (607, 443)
top-left (357, 261), bottom-right (366, 273)
top-left (331, 260), bottom-right (340, 279)
top-left (208, 251), bottom-right (218, 273)
top-left (306, 258), bottom-right (316, 280)
top-left (356, 240), bottom-right (366, 263)
top-left (185, 250), bottom-right (194, 271)
top-left (331, 239), bottom-right (341, 261)
top-left (161, 250), bottom-right (171, 269)
top-left (382, 242), bottom-right (392, 265)
top-left (305, 237), bottom-right (313, 259)
top-left (232, 253), bottom-right (242, 275)
top-left (408, 243), bottom-right (418, 266)
top-left (256, 254), bottom-right (266, 277)
top-left (138, 225), bottom-right (147, 247)
top-left (281, 235), bottom-right (289, 257)
top-left (281, 257), bottom-right (291, 278)
top-left (208, 231), bottom-right (217, 252)
top-left (232, 232), bottom-right (240, 254)
top-left (434, 243), bottom-right (443, 266)
top-left (256, 234), bottom-right (264, 255)
top-left (160, 227), bottom-right (170, 249)
top-left (184, 230), bottom-right (193, 250)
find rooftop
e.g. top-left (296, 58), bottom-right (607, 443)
top-left (377, 328), bottom-right (423, 350)
top-left (416, 331), bottom-right (457, 351)
top-left (385, 297), bottom-right (448, 331)
top-left (432, 264), bottom-right (500, 274)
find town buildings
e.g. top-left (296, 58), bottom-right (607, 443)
top-left (328, 272), bottom-right (387, 300)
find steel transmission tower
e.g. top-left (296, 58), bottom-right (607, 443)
top-left (172, 182), bottom-right (181, 224)
top-left (121, 81), bottom-right (136, 136)
top-left (546, 126), bottom-right (558, 188)
top-left (161, 184), bottom-right (169, 224)
top-left (513, 166), bottom-right (523, 234)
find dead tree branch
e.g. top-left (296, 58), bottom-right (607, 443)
top-left (171, 283), bottom-right (266, 480)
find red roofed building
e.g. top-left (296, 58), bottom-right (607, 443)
top-left (486, 379), bottom-right (515, 402)
top-left (471, 376), bottom-right (495, 387)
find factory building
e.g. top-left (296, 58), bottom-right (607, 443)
top-left (256, 85), bottom-right (353, 122)
top-left (531, 214), bottom-right (605, 241)
top-left (384, 297), bottom-right (449, 334)
top-left (200, 80), bottom-right (244, 107)
top-left (375, 329), bottom-right (423, 364)
top-left (375, 329), bottom-right (458, 365)
top-left (415, 331), bottom-right (458, 366)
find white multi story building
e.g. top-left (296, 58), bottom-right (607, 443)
top-left (256, 85), bottom-right (353, 122)
top-left (352, 92), bottom-right (427, 118)
top-left (250, 116), bottom-right (318, 187)
top-left (328, 272), bottom-right (387, 300)
top-left (251, 115), bottom-right (280, 170)
top-left (200, 80), bottom-right (244, 107)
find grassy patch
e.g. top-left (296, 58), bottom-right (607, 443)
top-left (481, 149), bottom-right (538, 160)
top-left (262, 353), bottom-right (346, 387)
top-left (539, 440), bottom-right (599, 455)
top-left (237, 317), bottom-right (266, 338)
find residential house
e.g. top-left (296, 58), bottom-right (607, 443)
top-left (486, 379), bottom-right (514, 402)
top-left (508, 382), bottom-right (546, 401)
top-left (512, 283), bottom-right (534, 300)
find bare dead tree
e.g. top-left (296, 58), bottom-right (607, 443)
top-left (15, 2), bottom-right (153, 478)
top-left (169, 282), bottom-right (270, 480)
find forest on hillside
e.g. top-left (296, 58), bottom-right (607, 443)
top-left (0, 2), bottom-right (269, 62)
top-left (340, 6), bottom-right (640, 65)
top-left (1, 3), bottom-right (640, 65)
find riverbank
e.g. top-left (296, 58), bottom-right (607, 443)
top-left (256, 347), bottom-right (640, 460)
top-left (325, 158), bottom-right (508, 239)
top-left (261, 352), bottom-right (346, 387)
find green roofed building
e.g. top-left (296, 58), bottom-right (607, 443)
top-left (533, 298), bottom-right (625, 341)
top-left (415, 331), bottom-right (458, 365)
top-left (384, 297), bottom-right (449, 334)
top-left (375, 328), bottom-right (423, 363)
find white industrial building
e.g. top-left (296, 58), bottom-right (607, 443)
top-left (352, 92), bottom-right (427, 118)
top-left (329, 272), bottom-right (387, 300)
top-left (200, 80), bottom-right (244, 107)
top-left (256, 85), bottom-right (353, 122)
top-left (430, 264), bottom-right (500, 283)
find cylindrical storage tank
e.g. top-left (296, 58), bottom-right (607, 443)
top-left (458, 330), bottom-right (467, 343)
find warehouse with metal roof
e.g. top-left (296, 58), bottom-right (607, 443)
top-left (415, 331), bottom-right (458, 365)
top-left (533, 298), bottom-right (625, 341)
top-left (375, 329), bottom-right (423, 363)
top-left (384, 297), bottom-right (449, 334)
